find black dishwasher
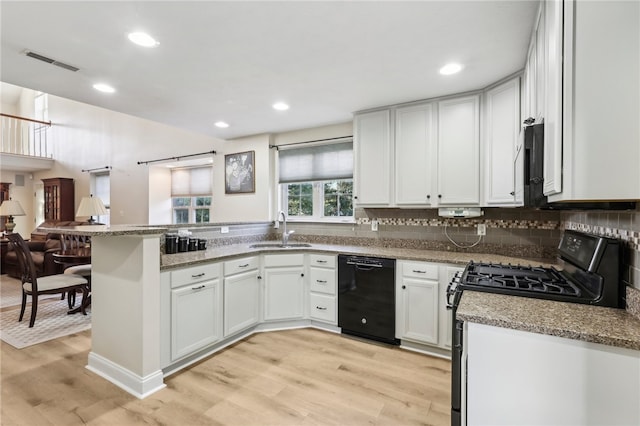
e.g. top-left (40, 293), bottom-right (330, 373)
top-left (338, 255), bottom-right (398, 345)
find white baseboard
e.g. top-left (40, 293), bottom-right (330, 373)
top-left (87, 352), bottom-right (166, 399)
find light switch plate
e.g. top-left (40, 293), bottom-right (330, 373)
top-left (220, 226), bottom-right (229, 234)
top-left (371, 220), bottom-right (379, 232)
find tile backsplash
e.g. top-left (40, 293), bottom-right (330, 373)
top-left (561, 209), bottom-right (640, 289)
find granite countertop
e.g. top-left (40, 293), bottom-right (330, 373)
top-left (40, 224), bottom-right (169, 236)
top-left (457, 290), bottom-right (640, 351)
top-left (160, 242), bottom-right (557, 270)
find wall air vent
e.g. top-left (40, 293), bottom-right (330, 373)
top-left (24, 50), bottom-right (79, 72)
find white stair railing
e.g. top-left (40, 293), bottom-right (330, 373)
top-left (0, 113), bottom-right (51, 158)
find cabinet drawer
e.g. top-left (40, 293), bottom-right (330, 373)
top-left (224, 256), bottom-right (259, 276)
top-left (170, 263), bottom-right (221, 288)
top-left (309, 267), bottom-right (336, 295)
top-left (309, 293), bottom-right (336, 324)
top-left (402, 261), bottom-right (438, 280)
top-left (309, 254), bottom-right (336, 268)
top-left (263, 253), bottom-right (304, 268)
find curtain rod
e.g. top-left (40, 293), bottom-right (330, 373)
top-left (81, 166), bottom-right (112, 173)
top-left (269, 135), bottom-right (352, 150)
top-left (137, 150), bottom-right (217, 165)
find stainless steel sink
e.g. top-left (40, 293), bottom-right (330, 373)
top-left (249, 242), bottom-right (312, 249)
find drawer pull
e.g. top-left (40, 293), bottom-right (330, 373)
top-left (412, 270), bottom-right (426, 274)
top-left (191, 273), bottom-right (205, 278)
top-left (316, 260), bottom-right (328, 264)
top-left (238, 264), bottom-right (249, 268)
top-left (316, 280), bottom-right (327, 284)
top-left (316, 306), bottom-right (327, 310)
top-left (192, 285), bottom-right (206, 290)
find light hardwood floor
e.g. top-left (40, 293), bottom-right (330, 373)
top-left (1, 327), bottom-right (451, 425)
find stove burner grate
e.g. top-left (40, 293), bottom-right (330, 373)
top-left (463, 262), bottom-right (582, 297)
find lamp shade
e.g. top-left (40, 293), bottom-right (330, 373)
top-left (76, 195), bottom-right (107, 218)
top-left (0, 199), bottom-right (26, 216)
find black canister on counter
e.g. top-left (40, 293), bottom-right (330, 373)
top-left (165, 234), bottom-right (178, 254)
top-left (188, 238), bottom-right (198, 251)
top-left (198, 239), bottom-right (207, 250)
top-left (178, 236), bottom-right (189, 252)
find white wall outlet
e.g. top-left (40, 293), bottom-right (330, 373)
top-left (371, 220), bottom-right (379, 232)
top-left (477, 224), bottom-right (486, 236)
top-left (220, 226), bottom-right (229, 234)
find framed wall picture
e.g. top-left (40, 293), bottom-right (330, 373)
top-left (225, 150), bottom-right (255, 194)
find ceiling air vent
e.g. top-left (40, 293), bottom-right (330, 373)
top-left (24, 50), bottom-right (79, 72)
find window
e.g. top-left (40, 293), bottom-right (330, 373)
top-left (278, 140), bottom-right (354, 221)
top-left (91, 172), bottom-right (110, 225)
top-left (171, 167), bottom-right (212, 224)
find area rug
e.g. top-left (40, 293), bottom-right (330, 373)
top-left (0, 299), bottom-right (91, 349)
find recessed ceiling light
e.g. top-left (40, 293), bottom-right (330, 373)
top-left (93, 83), bottom-right (115, 93)
top-left (214, 121), bottom-right (229, 128)
top-left (128, 32), bottom-right (159, 48)
top-left (440, 63), bottom-right (463, 75)
top-left (272, 102), bottom-right (290, 111)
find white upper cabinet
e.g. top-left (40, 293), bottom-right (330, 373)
top-left (437, 95), bottom-right (480, 205)
top-left (353, 109), bottom-right (393, 206)
top-left (551, 0), bottom-right (640, 201)
top-left (394, 103), bottom-right (435, 206)
top-left (484, 77), bottom-right (521, 206)
top-left (543, 0), bottom-right (563, 196)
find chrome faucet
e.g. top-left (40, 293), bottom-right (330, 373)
top-left (278, 210), bottom-right (295, 245)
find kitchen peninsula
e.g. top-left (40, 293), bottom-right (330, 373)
top-left (51, 224), bottom-right (640, 403)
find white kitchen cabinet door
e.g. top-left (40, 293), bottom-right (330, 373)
top-left (543, 0), bottom-right (563, 196)
top-left (534, 1), bottom-right (546, 122)
top-left (484, 77), bottom-right (521, 206)
top-left (551, 0), bottom-right (640, 202)
top-left (437, 95), bottom-right (480, 205)
top-left (353, 109), bottom-right (393, 206)
top-left (394, 103), bottom-right (435, 206)
top-left (171, 279), bottom-right (221, 361)
top-left (263, 266), bottom-right (305, 321)
top-left (224, 270), bottom-right (260, 337)
top-left (398, 277), bottom-right (439, 345)
top-left (467, 322), bottom-right (640, 425)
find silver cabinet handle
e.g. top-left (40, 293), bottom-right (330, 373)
top-left (316, 306), bottom-right (327, 310)
top-left (316, 280), bottom-right (327, 284)
top-left (191, 273), bottom-right (205, 278)
top-left (316, 260), bottom-right (328, 264)
top-left (238, 264), bottom-right (249, 268)
top-left (412, 270), bottom-right (426, 274)
top-left (192, 285), bottom-right (206, 290)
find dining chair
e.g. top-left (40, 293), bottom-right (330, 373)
top-left (7, 233), bottom-right (89, 328)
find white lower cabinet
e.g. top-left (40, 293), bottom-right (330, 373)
top-left (224, 257), bottom-right (260, 337)
top-left (396, 261), bottom-right (439, 345)
top-left (263, 254), bottom-right (305, 321)
top-left (162, 263), bottom-right (223, 363)
top-left (308, 254), bottom-right (337, 324)
top-left (466, 322), bottom-right (640, 425)
top-left (171, 279), bottom-right (221, 360)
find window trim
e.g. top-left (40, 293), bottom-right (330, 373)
top-left (172, 196), bottom-right (212, 224)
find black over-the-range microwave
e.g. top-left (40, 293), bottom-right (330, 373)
top-left (522, 122), bottom-right (636, 210)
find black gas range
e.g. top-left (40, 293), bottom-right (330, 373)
top-left (447, 229), bottom-right (624, 426)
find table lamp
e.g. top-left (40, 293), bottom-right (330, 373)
top-left (76, 195), bottom-right (107, 224)
top-left (0, 199), bottom-right (26, 234)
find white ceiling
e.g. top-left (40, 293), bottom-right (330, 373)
top-left (0, 1), bottom-right (538, 140)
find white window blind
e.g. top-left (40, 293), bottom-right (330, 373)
top-left (278, 141), bottom-right (353, 183)
top-left (94, 173), bottom-right (110, 207)
top-left (171, 167), bottom-right (212, 196)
